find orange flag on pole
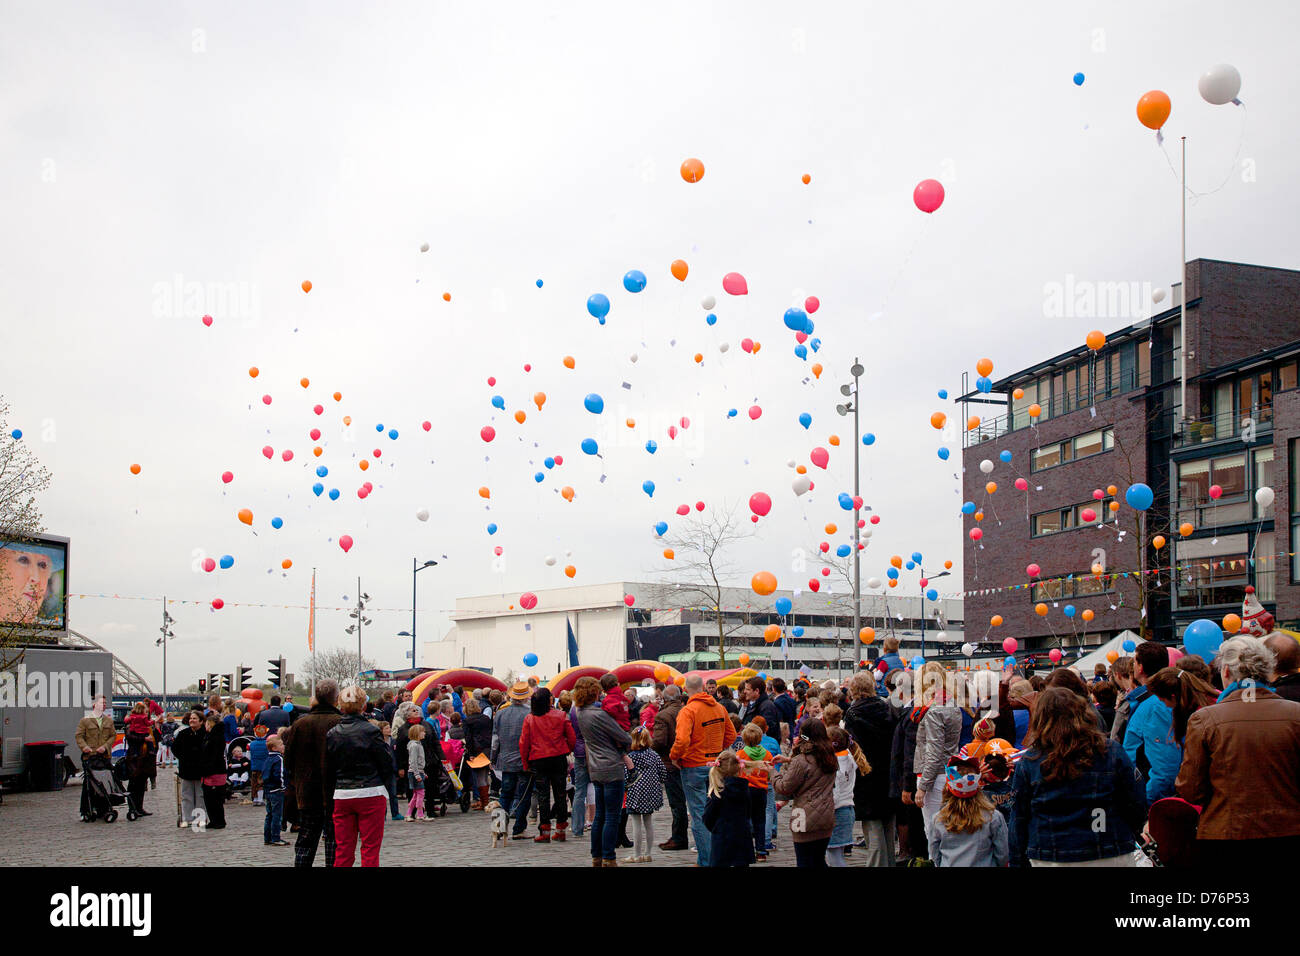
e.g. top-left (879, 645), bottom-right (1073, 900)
top-left (307, 570), bottom-right (316, 652)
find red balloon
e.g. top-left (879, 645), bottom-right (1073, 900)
top-left (493, 546), bottom-right (503, 556)
top-left (913, 179), bottom-right (945, 213)
top-left (281, 449), bottom-right (293, 462)
top-left (1027, 563), bottom-right (1041, 577)
top-left (819, 542), bottom-right (830, 553)
top-left (751, 515), bottom-right (758, 523)
top-left (722, 272), bottom-right (748, 296)
top-left (310, 428), bottom-right (321, 441)
top-left (749, 492), bottom-right (772, 517)
top-left (519, 592), bottom-right (538, 610)
top-left (422, 421), bottom-right (432, 431)
top-left (262, 445), bottom-right (273, 459)
top-left (668, 425), bottom-right (678, 439)
top-left (262, 394), bottom-right (272, 405)
top-left (221, 471), bottom-right (234, 483)
top-left (202, 314), bottom-right (213, 327)
top-left (805, 296), bottom-right (820, 314)
top-left (741, 338), bottom-right (754, 353)
top-left (870, 515), bottom-right (880, 524)
top-left (695, 501), bottom-right (705, 512)
top-left (821, 567), bottom-right (830, 576)
top-left (810, 447), bottom-right (829, 469)
top-left (676, 504), bottom-right (690, 516)
top-left (480, 425), bottom-right (496, 443)
top-left (808, 579), bottom-right (820, 592)
top-left (339, 535), bottom-right (354, 553)
top-left (211, 598), bottom-right (224, 610)
top-left (795, 332), bottom-right (808, 344)
top-left (680, 417), bottom-right (690, 429)
top-left (313, 404), bottom-right (324, 415)
top-left (202, 557), bottom-right (216, 572)
top-left (748, 405), bottom-right (762, 420)
top-left (624, 594), bottom-right (635, 607)
top-left (553, 455), bottom-right (563, 465)
top-left (853, 495), bottom-right (864, 510)
top-left (1015, 477), bottom-right (1028, 491)
top-left (524, 364), bottom-right (531, 372)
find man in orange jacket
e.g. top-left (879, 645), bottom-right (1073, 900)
top-left (670, 673), bottom-right (737, 866)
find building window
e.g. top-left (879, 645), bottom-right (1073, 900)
top-left (1177, 453), bottom-right (1252, 526)
top-left (1177, 552), bottom-right (1251, 609)
top-left (1291, 440), bottom-right (1300, 584)
top-left (1030, 572), bottom-right (1111, 603)
top-left (1255, 448), bottom-right (1275, 521)
top-left (1030, 427), bottom-right (1115, 473)
top-left (1031, 498), bottom-right (1112, 537)
top-left (1280, 361), bottom-right (1297, 392)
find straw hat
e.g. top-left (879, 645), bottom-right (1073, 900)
top-left (508, 681), bottom-right (531, 702)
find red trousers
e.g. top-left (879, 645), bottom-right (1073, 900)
top-left (332, 794), bottom-right (387, 867)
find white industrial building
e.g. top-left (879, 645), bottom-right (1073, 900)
top-left (424, 581), bottom-right (964, 684)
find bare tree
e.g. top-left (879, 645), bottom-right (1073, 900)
top-left (1, 398), bottom-right (54, 671)
top-left (1109, 406), bottom-right (1172, 641)
top-left (300, 646), bottom-right (376, 688)
top-left (650, 506), bottom-right (754, 668)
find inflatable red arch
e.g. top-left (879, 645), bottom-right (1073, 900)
top-left (408, 668), bottom-right (509, 705)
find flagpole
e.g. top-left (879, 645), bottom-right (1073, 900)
top-left (309, 568), bottom-right (317, 701)
top-left (1180, 136), bottom-right (1187, 423)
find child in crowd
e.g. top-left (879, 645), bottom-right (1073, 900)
top-left (822, 702), bottom-right (843, 729)
top-left (979, 752), bottom-right (1016, 825)
top-left (262, 735), bottom-right (288, 846)
top-left (248, 725), bottom-right (269, 805)
top-left (703, 750), bottom-right (753, 868)
top-left (827, 726), bottom-right (870, 866)
top-left (124, 702), bottom-right (152, 759)
top-left (158, 714), bottom-right (180, 767)
top-left (227, 745), bottom-right (251, 792)
top-left (379, 721), bottom-right (403, 821)
top-left (600, 673), bottom-right (631, 731)
top-left (407, 723), bottom-right (428, 821)
top-left (624, 727), bottom-right (668, 863)
top-left (925, 755), bottom-right (1008, 867)
top-left (737, 723), bottom-right (775, 862)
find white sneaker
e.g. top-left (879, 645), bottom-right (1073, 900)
top-left (179, 822), bottom-right (189, 829)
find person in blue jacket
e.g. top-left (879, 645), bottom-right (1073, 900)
top-left (1122, 641), bottom-right (1181, 804)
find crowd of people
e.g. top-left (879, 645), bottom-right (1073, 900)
top-left (74, 628), bottom-right (1300, 867)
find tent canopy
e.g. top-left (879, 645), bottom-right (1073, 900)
top-left (1070, 631), bottom-right (1144, 675)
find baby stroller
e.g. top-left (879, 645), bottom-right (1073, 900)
top-left (226, 736), bottom-right (253, 797)
top-left (80, 754), bottom-right (129, 823)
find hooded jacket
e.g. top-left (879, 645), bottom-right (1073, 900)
top-left (774, 749), bottom-right (836, 842)
top-left (575, 702), bottom-right (632, 783)
top-left (1123, 691), bottom-right (1181, 803)
top-left (703, 776), bottom-right (755, 866)
top-left (844, 694), bottom-right (895, 820)
top-left (670, 692), bottom-right (737, 768)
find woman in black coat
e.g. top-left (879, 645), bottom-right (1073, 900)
top-left (703, 753), bottom-right (754, 867)
top-left (199, 713), bottom-right (229, 828)
top-left (171, 710), bottom-right (206, 827)
top-left (461, 701), bottom-right (494, 810)
top-left (843, 672), bottom-right (897, 866)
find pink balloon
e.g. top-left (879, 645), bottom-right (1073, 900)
top-left (313, 404), bottom-right (324, 415)
top-left (722, 272), bottom-right (748, 295)
top-left (1015, 477), bottom-right (1028, 491)
top-left (858, 519), bottom-right (866, 528)
top-left (1167, 646), bottom-right (1184, 666)
top-left (795, 332), bottom-right (808, 344)
top-left (1002, 637), bottom-right (1018, 654)
top-left (1081, 508), bottom-right (1097, 522)
top-left (493, 546), bottom-right (503, 556)
top-left (422, 421), bottom-right (432, 431)
top-left (679, 417), bottom-right (690, 429)
top-left (748, 405), bottom-right (762, 420)
top-left (1027, 563), bottom-right (1041, 578)
top-left (373, 448), bottom-right (382, 458)
top-left (751, 515), bottom-right (759, 523)
top-left (262, 446), bottom-right (274, 459)
top-left (221, 471), bottom-right (234, 484)
top-left (676, 504), bottom-right (690, 516)
top-left (202, 314), bottom-right (213, 327)
top-left (919, 577), bottom-right (928, 588)
top-left (1049, 648), bottom-right (1063, 663)
top-left (624, 594), bottom-right (635, 607)
top-left (310, 428), bottom-right (321, 441)
top-left (870, 515), bottom-right (879, 524)
top-left (339, 535), bottom-right (354, 553)
top-left (519, 592), bottom-right (538, 611)
top-left (487, 376), bottom-right (496, 386)
top-left (805, 296), bottom-right (820, 314)
top-left (262, 394), bottom-right (272, 405)
top-left (970, 528), bottom-right (983, 541)
top-left (695, 501), bottom-right (705, 512)
top-left (202, 557), bottom-right (216, 572)
top-left (363, 482), bottom-right (373, 491)
top-left (749, 492), bottom-right (772, 517)
top-left (480, 425), bottom-right (496, 442)
top-left (1209, 484), bottom-right (1223, 499)
top-left (1092, 489), bottom-right (1104, 500)
top-left (668, 425), bottom-right (678, 439)
top-left (913, 179), bottom-right (945, 213)
top-left (523, 364), bottom-right (531, 372)
top-left (853, 495), bottom-right (864, 510)
top-left (741, 338), bottom-right (754, 353)
top-left (553, 455), bottom-right (563, 465)
top-left (281, 449), bottom-right (294, 462)
top-left (810, 447), bottom-right (829, 469)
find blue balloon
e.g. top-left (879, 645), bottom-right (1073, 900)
top-left (727, 409), bottom-right (738, 418)
top-left (1185, 618), bottom-right (1224, 660)
top-left (283, 701), bottom-right (294, 712)
top-left (938, 447), bottom-right (950, 460)
top-left (492, 395), bottom-right (505, 410)
top-left (775, 597), bottom-right (792, 616)
top-left (862, 433), bottom-right (875, 445)
top-left (911, 552), bottom-right (923, 563)
top-left (961, 501), bottom-right (976, 514)
top-left (388, 429), bottom-right (399, 440)
top-left (837, 545), bottom-right (852, 557)
top-left (271, 516), bottom-right (283, 529)
top-left (887, 567), bottom-right (900, 580)
top-left (645, 440), bottom-right (658, 454)
top-left (1125, 483), bottom-right (1154, 511)
top-left (544, 457), bottom-right (555, 469)
top-left (976, 376), bottom-right (992, 393)
top-left (798, 413), bottom-right (812, 429)
top-left (329, 488), bottom-right (340, 501)
top-left (536, 279), bottom-right (543, 288)
top-left (838, 492), bottom-right (854, 510)
top-left (809, 337), bottom-right (821, 352)
top-left (487, 523), bottom-right (498, 535)
top-left (623, 270), bottom-right (647, 294)
top-left (523, 652), bottom-right (538, 667)
top-left (1073, 72), bottom-right (1085, 86)
top-left (316, 465), bottom-right (328, 477)
top-left (312, 482), bottom-right (324, 497)
top-left (999, 450), bottom-right (1012, 463)
top-left (653, 521), bottom-right (668, 536)
top-left (1063, 605), bottom-right (1076, 618)
top-left (587, 293), bottom-right (610, 319)
top-left (905, 561), bottom-right (915, 571)
top-left (926, 589), bottom-right (938, 601)
top-left (534, 472), bottom-right (544, 483)
top-left (583, 393), bottom-right (604, 414)
top-left (912, 658), bottom-right (924, 670)
top-left (642, 480), bottom-right (655, 497)
top-left (9, 429), bottom-right (21, 440)
top-left (706, 313), bottom-right (717, 326)
top-left (937, 389), bottom-right (948, 400)
top-left (581, 438), bottom-right (599, 456)
top-left (783, 308), bottom-right (808, 332)
top-left (1005, 655), bottom-right (1017, 667)
top-left (1122, 639), bottom-right (1136, 652)
top-left (792, 626), bottom-right (805, 637)
top-left (219, 555), bottom-right (234, 569)
top-left (794, 344), bottom-right (807, 360)
top-left (757, 672), bottom-right (767, 681)
top-left (805, 318), bottom-right (814, 336)
top-left (376, 423), bottom-right (384, 432)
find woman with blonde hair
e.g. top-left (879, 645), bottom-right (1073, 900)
top-left (913, 661), bottom-right (962, 835)
top-left (325, 686), bottom-right (395, 866)
top-left (702, 750), bottom-right (752, 867)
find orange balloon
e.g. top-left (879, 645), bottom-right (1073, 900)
top-left (694, 353), bottom-right (703, 364)
top-left (859, 627), bottom-right (875, 645)
top-left (563, 356), bottom-right (575, 369)
top-left (1108, 501), bottom-right (1120, 512)
top-left (888, 579), bottom-right (898, 588)
top-left (626, 418), bottom-right (636, 428)
top-left (300, 377), bottom-right (310, 388)
top-left (738, 653), bottom-right (750, 667)
top-left (533, 392), bottom-right (547, 410)
top-left (1092, 563), bottom-right (1105, 575)
top-left (670, 259), bottom-right (689, 281)
top-left (663, 548), bottom-right (675, 560)
top-left (359, 459), bottom-right (369, 471)
top-left (654, 664), bottom-right (671, 682)
top-left (986, 481), bottom-right (997, 494)
top-left (795, 465), bottom-right (807, 475)
top-left (1086, 330), bottom-right (1106, 351)
top-left (442, 292), bottom-right (451, 302)
top-left (561, 486), bottom-right (574, 501)
top-left (313, 447), bottom-right (323, 457)
top-left (248, 367), bottom-right (259, 378)
top-left (301, 280), bottom-right (312, 293)
top-left (889, 555), bottom-right (903, 569)
top-left (1035, 603), bottom-right (1049, 617)
top-left (515, 410), bottom-right (527, 424)
top-left (930, 412), bottom-right (947, 430)
top-left (238, 508), bottom-right (253, 525)
top-left (1082, 609), bottom-right (1095, 622)
top-left (478, 487), bottom-right (490, 499)
top-left (1222, 613), bottom-right (1242, 634)
top-left (1028, 404), bottom-right (1042, 418)
top-left (763, 625), bottom-right (781, 643)
top-left (674, 676), bottom-right (685, 687)
top-left (333, 391), bottom-right (342, 401)
top-left (825, 523), bottom-right (838, 535)
top-left (1179, 522), bottom-right (1194, 537)
top-left (990, 615), bottom-right (1003, 627)
top-left (976, 358), bottom-right (993, 377)
top-left (974, 511), bottom-right (984, 522)
top-left (944, 560), bottom-right (953, 570)
top-left (802, 174), bottom-right (811, 185)
top-left (967, 416), bottom-right (981, 431)
top-left (343, 416), bottom-right (352, 426)
top-left (281, 559), bottom-right (293, 570)
top-left (811, 363), bottom-right (823, 379)
top-left (680, 157), bottom-right (705, 183)
top-left (129, 463), bottom-right (141, 475)
top-left (564, 565), bottom-right (576, 579)
top-left (1106, 650), bottom-right (1119, 664)
top-left (1152, 535), bottom-right (1166, 550)
top-left (1107, 485), bottom-right (1118, 496)
top-left (828, 435), bottom-right (840, 447)
top-left (1136, 90), bottom-right (1171, 130)
top-left (751, 571), bottom-right (778, 596)
top-left (1012, 387), bottom-right (1024, 400)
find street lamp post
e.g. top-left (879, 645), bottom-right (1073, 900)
top-left (399, 559), bottom-right (438, 669)
top-left (919, 569), bottom-right (951, 659)
top-left (837, 359), bottom-right (865, 667)
top-left (344, 578), bottom-right (372, 682)
top-left (156, 596), bottom-right (175, 703)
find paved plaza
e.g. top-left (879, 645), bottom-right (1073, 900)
top-left (0, 766), bottom-right (881, 867)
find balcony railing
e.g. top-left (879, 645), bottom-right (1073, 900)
top-left (1174, 406), bottom-right (1273, 448)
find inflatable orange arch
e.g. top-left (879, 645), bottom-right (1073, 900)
top-left (410, 668), bottom-right (509, 705)
top-left (689, 666), bottom-right (758, 689)
top-left (613, 659), bottom-right (683, 688)
top-left (547, 665), bottom-right (610, 696)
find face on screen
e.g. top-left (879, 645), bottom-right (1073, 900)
top-left (0, 547), bottom-right (54, 624)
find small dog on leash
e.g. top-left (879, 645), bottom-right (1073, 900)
top-left (488, 800), bottom-right (509, 848)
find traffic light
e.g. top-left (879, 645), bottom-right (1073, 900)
top-left (198, 678), bottom-right (207, 694)
top-left (268, 656), bottom-right (286, 689)
top-left (220, 674), bottom-right (231, 693)
top-left (207, 674), bottom-right (220, 695)
top-left (239, 666), bottom-right (253, 691)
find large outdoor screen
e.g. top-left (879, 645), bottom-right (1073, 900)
top-left (0, 534), bottom-right (68, 631)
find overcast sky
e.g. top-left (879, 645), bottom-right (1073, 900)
top-left (1, 2), bottom-right (1295, 691)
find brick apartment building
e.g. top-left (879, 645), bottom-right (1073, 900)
top-left (959, 259), bottom-right (1300, 656)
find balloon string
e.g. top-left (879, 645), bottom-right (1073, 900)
top-left (1156, 105), bottom-right (1248, 202)
top-left (876, 215), bottom-right (931, 319)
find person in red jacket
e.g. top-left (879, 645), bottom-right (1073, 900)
top-left (519, 687), bottom-right (577, 843)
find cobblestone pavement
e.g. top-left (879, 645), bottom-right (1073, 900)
top-left (0, 766), bottom-right (878, 867)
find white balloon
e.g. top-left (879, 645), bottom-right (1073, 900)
top-left (544, 555), bottom-right (557, 566)
top-left (419, 242), bottom-right (430, 253)
top-left (936, 631), bottom-right (948, 643)
top-left (415, 508), bottom-right (429, 522)
top-left (1152, 287), bottom-right (1167, 304)
top-left (564, 550), bottom-right (572, 557)
top-left (719, 342), bottom-right (730, 353)
top-left (787, 459), bottom-right (797, 468)
top-left (701, 295), bottom-right (716, 310)
top-left (1256, 486), bottom-right (1275, 510)
top-left (979, 459), bottom-right (994, 474)
top-left (792, 476), bottom-right (812, 496)
top-left (961, 642), bottom-right (975, 657)
top-left (866, 577), bottom-right (882, 589)
top-left (1198, 63), bottom-right (1242, 106)
top-left (629, 353), bottom-right (638, 364)
top-left (861, 528), bottom-right (872, 539)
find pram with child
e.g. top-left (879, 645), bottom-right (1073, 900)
top-left (80, 754), bottom-right (130, 823)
